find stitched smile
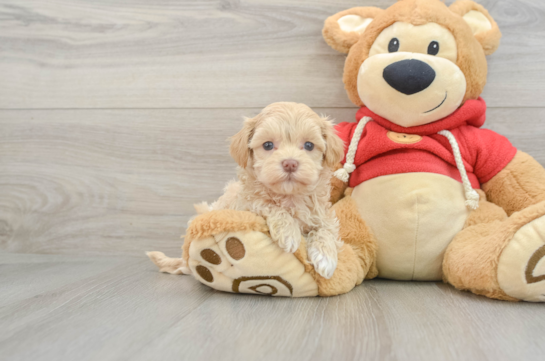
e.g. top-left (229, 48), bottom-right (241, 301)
top-left (424, 92), bottom-right (448, 113)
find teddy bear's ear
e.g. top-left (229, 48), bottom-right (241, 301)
top-left (323, 7), bottom-right (384, 54)
top-left (229, 117), bottom-right (258, 168)
top-left (450, 0), bottom-right (501, 55)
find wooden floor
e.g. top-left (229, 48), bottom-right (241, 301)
top-left (1, 0), bottom-right (544, 360)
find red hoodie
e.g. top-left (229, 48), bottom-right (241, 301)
top-left (334, 98), bottom-right (517, 189)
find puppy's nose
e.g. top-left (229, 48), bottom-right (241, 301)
top-left (383, 59), bottom-right (436, 95)
top-left (282, 159), bottom-right (299, 173)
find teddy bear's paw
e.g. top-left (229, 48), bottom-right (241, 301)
top-left (187, 230), bottom-right (318, 297)
top-left (497, 215), bottom-right (545, 302)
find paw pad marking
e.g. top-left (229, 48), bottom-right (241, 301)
top-left (226, 237), bottom-right (245, 260)
top-left (249, 285), bottom-right (278, 295)
top-left (497, 215), bottom-right (545, 302)
top-left (200, 249), bottom-right (221, 265)
top-left (188, 230), bottom-right (318, 297)
top-left (526, 245), bottom-right (545, 284)
top-left (232, 276), bottom-right (293, 296)
top-left (196, 265), bottom-right (214, 283)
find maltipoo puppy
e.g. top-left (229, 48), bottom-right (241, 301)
top-left (200, 102), bottom-right (345, 279)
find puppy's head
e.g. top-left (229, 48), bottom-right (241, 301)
top-left (230, 102), bottom-right (344, 195)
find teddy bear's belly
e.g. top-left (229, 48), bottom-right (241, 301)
top-left (351, 173), bottom-right (470, 281)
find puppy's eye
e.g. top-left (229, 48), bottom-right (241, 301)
top-left (263, 141), bottom-right (274, 151)
top-left (428, 41), bottom-right (439, 56)
top-left (304, 142), bottom-right (314, 151)
top-left (388, 38), bottom-right (400, 53)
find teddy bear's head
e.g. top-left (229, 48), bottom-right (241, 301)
top-left (323, 0), bottom-right (501, 127)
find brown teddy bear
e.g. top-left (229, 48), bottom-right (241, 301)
top-left (149, 0), bottom-right (545, 302)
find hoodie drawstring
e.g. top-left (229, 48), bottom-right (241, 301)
top-left (333, 116), bottom-right (372, 182)
top-left (437, 130), bottom-right (480, 210)
top-left (334, 118), bottom-right (480, 211)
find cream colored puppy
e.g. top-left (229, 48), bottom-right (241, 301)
top-left (201, 102), bottom-right (345, 279)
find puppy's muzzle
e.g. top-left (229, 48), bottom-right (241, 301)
top-left (282, 159), bottom-right (299, 173)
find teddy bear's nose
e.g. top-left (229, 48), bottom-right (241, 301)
top-left (383, 59), bottom-right (436, 95)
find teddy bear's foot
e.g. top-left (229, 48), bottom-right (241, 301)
top-left (442, 196), bottom-right (545, 302)
top-left (187, 229), bottom-right (318, 297)
top-left (497, 215), bottom-right (545, 302)
top-left (179, 210), bottom-right (318, 297)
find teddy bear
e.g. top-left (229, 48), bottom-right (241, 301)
top-left (148, 0), bottom-right (545, 302)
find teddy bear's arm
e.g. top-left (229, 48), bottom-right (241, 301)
top-left (329, 163), bottom-right (348, 204)
top-left (482, 151), bottom-right (545, 216)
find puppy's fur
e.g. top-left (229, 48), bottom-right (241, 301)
top-left (201, 102), bottom-right (345, 279)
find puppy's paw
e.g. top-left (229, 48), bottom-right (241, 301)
top-left (307, 241), bottom-right (338, 279)
top-left (276, 228), bottom-right (302, 254)
top-left (267, 217), bottom-right (301, 253)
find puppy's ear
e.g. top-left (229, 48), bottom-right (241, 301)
top-left (450, 0), bottom-right (501, 55)
top-left (229, 116), bottom-right (257, 168)
top-left (322, 7), bottom-right (384, 54)
top-left (321, 118), bottom-right (345, 169)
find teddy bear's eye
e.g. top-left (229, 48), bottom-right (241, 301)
top-left (388, 38), bottom-right (400, 53)
top-left (304, 142), bottom-right (314, 151)
top-left (428, 41), bottom-right (440, 56)
top-left (263, 141), bottom-right (274, 151)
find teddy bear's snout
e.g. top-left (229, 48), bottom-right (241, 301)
top-left (383, 59), bottom-right (436, 95)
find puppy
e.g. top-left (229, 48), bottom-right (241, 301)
top-left (202, 102), bottom-right (345, 279)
